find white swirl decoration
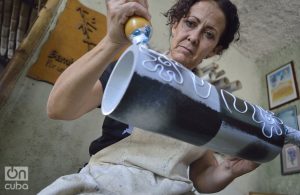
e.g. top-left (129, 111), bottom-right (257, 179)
top-left (139, 46), bottom-right (184, 84)
top-left (221, 90), bottom-right (248, 113)
top-left (252, 105), bottom-right (284, 138)
top-left (221, 89), bottom-right (284, 138)
top-left (191, 73), bottom-right (212, 99)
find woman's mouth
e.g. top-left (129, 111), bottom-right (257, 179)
top-left (178, 45), bottom-right (193, 55)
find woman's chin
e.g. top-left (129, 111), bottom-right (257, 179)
top-left (171, 55), bottom-right (186, 64)
top-left (170, 53), bottom-right (195, 69)
top-left (174, 58), bottom-right (192, 68)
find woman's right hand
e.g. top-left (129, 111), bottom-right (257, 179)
top-left (105, 0), bottom-right (151, 47)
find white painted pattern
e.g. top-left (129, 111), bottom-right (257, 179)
top-left (139, 46), bottom-right (184, 84)
top-left (190, 72), bottom-right (212, 99)
top-left (221, 89), bottom-right (284, 138)
top-left (139, 46), bottom-right (213, 99)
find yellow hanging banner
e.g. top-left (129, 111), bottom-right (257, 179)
top-left (27, 0), bottom-right (122, 84)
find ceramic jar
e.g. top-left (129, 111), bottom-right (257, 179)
top-left (101, 45), bottom-right (285, 163)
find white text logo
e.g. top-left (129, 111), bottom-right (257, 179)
top-left (4, 166), bottom-right (29, 190)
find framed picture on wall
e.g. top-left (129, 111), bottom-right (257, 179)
top-left (276, 106), bottom-right (300, 175)
top-left (249, 192), bottom-right (287, 195)
top-left (266, 61), bottom-right (299, 109)
top-left (276, 105), bottom-right (299, 130)
top-left (281, 143), bottom-right (300, 175)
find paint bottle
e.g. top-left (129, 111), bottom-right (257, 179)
top-left (125, 16), bottom-right (152, 45)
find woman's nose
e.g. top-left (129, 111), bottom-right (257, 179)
top-left (187, 30), bottom-right (200, 45)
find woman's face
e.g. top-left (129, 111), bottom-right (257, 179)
top-left (169, 0), bottom-right (226, 69)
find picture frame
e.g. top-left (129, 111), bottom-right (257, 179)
top-left (280, 143), bottom-right (300, 175)
top-left (266, 61), bottom-right (299, 109)
top-left (249, 192), bottom-right (287, 195)
top-left (249, 192), bottom-right (286, 195)
top-left (276, 106), bottom-right (300, 175)
top-left (276, 105), bottom-right (299, 130)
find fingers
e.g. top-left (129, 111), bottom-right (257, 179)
top-left (106, 0), bottom-right (148, 10)
top-left (123, 2), bottom-right (151, 21)
top-left (226, 157), bottom-right (240, 161)
top-left (130, 0), bottom-right (149, 9)
top-left (106, 0), bottom-right (151, 21)
top-left (104, 0), bottom-right (150, 45)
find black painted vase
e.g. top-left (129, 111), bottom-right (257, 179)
top-left (102, 45), bottom-right (286, 163)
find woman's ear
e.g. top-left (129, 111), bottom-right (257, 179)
top-left (207, 45), bottom-right (223, 58)
top-left (171, 22), bottom-right (179, 37)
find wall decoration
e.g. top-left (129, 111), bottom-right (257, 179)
top-left (249, 192), bottom-right (287, 195)
top-left (276, 105), bottom-right (299, 130)
top-left (26, 0), bottom-right (106, 84)
top-left (266, 61), bottom-right (299, 109)
top-left (26, 0), bottom-right (124, 84)
top-left (276, 105), bottom-right (300, 175)
top-left (281, 143), bottom-right (300, 175)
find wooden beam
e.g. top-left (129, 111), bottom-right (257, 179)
top-left (0, 0), bottom-right (62, 108)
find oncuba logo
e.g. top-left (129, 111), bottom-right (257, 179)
top-left (4, 166), bottom-right (29, 190)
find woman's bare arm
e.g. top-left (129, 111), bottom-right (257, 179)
top-left (47, 0), bottom-right (150, 120)
top-left (47, 37), bottom-right (123, 120)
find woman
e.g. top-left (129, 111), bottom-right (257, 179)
top-left (43, 0), bottom-right (258, 194)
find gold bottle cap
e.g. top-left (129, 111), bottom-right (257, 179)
top-left (125, 16), bottom-right (151, 38)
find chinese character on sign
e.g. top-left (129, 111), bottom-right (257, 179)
top-left (77, 7), bottom-right (97, 51)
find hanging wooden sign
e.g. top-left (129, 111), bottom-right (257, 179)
top-left (27, 0), bottom-right (118, 84)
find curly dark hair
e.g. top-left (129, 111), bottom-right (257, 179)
top-left (164, 0), bottom-right (240, 53)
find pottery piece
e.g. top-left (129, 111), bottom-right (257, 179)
top-left (102, 45), bottom-right (286, 163)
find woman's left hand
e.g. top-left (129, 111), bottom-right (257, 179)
top-left (189, 151), bottom-right (260, 193)
top-left (221, 156), bottom-right (260, 177)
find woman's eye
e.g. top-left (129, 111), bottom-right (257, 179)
top-left (185, 20), bottom-right (196, 28)
top-left (205, 31), bottom-right (215, 39)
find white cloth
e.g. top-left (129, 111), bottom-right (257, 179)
top-left (39, 163), bottom-right (195, 195)
top-left (89, 128), bottom-right (207, 182)
top-left (40, 128), bottom-right (207, 194)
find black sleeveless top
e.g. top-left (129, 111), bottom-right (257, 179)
top-left (89, 61), bottom-right (133, 155)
